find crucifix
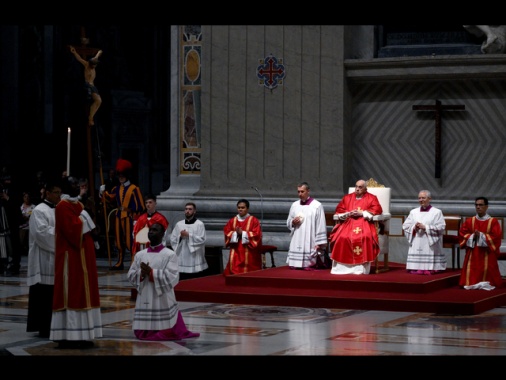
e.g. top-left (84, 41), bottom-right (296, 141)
top-left (73, 26), bottom-right (101, 59)
top-left (412, 99), bottom-right (465, 178)
top-left (68, 26), bottom-right (101, 218)
top-left (68, 26), bottom-right (111, 264)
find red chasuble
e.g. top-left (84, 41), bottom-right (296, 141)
top-left (459, 216), bottom-right (503, 288)
top-left (329, 192), bottom-right (382, 265)
top-left (52, 199), bottom-right (101, 311)
top-left (223, 215), bottom-right (262, 275)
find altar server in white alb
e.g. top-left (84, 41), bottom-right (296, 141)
top-left (403, 189), bottom-right (446, 275)
top-left (26, 181), bottom-right (62, 338)
top-left (170, 202), bottom-right (208, 280)
top-left (128, 222), bottom-right (199, 341)
top-left (286, 181), bottom-right (328, 269)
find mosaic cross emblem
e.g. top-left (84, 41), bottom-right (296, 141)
top-left (257, 54), bottom-right (286, 90)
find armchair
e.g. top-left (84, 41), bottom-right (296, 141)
top-left (442, 215), bottom-right (462, 269)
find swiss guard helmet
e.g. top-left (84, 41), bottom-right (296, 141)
top-left (115, 158), bottom-right (132, 178)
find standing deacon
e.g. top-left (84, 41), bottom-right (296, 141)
top-left (170, 202), bottom-right (208, 280)
top-left (286, 182), bottom-right (328, 270)
top-left (50, 195), bottom-right (102, 349)
top-left (459, 197), bottom-right (503, 290)
top-left (223, 199), bottom-right (263, 275)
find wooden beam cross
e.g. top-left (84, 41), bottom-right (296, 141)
top-left (72, 26), bottom-right (100, 59)
top-left (412, 99), bottom-right (465, 178)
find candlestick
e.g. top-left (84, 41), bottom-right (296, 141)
top-left (67, 128), bottom-right (71, 176)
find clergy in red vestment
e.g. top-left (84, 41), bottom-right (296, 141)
top-left (50, 197), bottom-right (102, 348)
top-left (223, 199), bottom-right (262, 275)
top-left (459, 197), bottom-right (503, 290)
top-left (329, 179), bottom-right (382, 275)
top-left (132, 193), bottom-right (169, 258)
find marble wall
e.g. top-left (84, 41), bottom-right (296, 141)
top-left (158, 25), bottom-right (506, 254)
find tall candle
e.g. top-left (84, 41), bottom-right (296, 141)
top-left (67, 128), bottom-right (71, 176)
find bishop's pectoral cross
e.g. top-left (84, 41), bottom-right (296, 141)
top-left (412, 100), bottom-right (465, 178)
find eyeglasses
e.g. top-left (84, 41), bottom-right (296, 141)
top-left (50, 190), bottom-right (62, 195)
top-left (475, 204), bottom-right (487, 207)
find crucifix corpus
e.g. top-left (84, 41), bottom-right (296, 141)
top-left (412, 99), bottom-right (465, 178)
top-left (67, 27), bottom-right (105, 229)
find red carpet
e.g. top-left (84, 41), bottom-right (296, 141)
top-left (175, 263), bottom-right (506, 315)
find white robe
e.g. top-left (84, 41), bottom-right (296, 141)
top-left (127, 246), bottom-right (180, 330)
top-left (403, 206), bottom-right (446, 271)
top-left (26, 202), bottom-right (56, 286)
top-left (286, 199), bottom-right (328, 268)
top-left (170, 219), bottom-right (208, 273)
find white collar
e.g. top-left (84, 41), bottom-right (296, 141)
top-left (236, 213), bottom-right (250, 221)
top-left (476, 213), bottom-right (491, 221)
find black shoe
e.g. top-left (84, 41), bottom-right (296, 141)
top-left (38, 331), bottom-right (50, 338)
top-left (78, 341), bottom-right (95, 349)
top-left (109, 263), bottom-right (124, 271)
top-left (55, 340), bottom-right (77, 349)
top-left (55, 340), bottom-right (94, 349)
top-left (6, 265), bottom-right (20, 275)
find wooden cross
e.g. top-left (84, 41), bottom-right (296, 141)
top-left (71, 26), bottom-right (100, 59)
top-left (69, 26), bottom-right (101, 220)
top-left (412, 100), bottom-right (465, 178)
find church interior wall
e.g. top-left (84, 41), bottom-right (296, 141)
top-left (349, 79), bottom-right (506, 202)
top-left (196, 25), bottom-right (345, 198)
top-left (158, 25), bottom-right (506, 255)
top-left (7, 25), bottom-right (504, 261)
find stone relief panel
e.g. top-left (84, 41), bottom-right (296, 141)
top-left (180, 25), bottom-right (202, 174)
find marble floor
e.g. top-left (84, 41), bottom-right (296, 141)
top-left (2, 255), bottom-right (506, 357)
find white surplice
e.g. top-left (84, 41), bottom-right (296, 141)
top-left (170, 219), bottom-right (208, 273)
top-left (403, 206), bottom-right (446, 271)
top-left (286, 199), bottom-right (328, 268)
top-left (127, 246), bottom-right (180, 330)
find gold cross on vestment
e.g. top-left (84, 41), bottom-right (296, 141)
top-left (353, 227), bottom-right (362, 234)
top-left (353, 246), bottom-right (362, 255)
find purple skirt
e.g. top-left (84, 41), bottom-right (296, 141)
top-left (134, 311), bottom-right (200, 341)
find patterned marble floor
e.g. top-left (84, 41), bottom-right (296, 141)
top-left (2, 256), bottom-right (506, 357)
